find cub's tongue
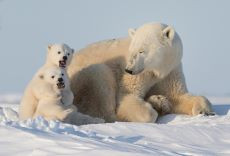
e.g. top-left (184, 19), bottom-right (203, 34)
top-left (57, 82), bottom-right (65, 89)
top-left (59, 60), bottom-right (66, 67)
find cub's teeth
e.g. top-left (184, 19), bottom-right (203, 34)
top-left (57, 83), bottom-right (65, 89)
top-left (59, 61), bottom-right (66, 65)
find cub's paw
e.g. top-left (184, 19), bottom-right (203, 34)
top-left (47, 92), bottom-right (61, 99)
top-left (59, 108), bottom-right (74, 121)
top-left (191, 96), bottom-right (215, 116)
top-left (55, 91), bottom-right (62, 99)
top-left (147, 95), bottom-right (172, 115)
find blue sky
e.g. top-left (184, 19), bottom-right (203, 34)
top-left (0, 0), bottom-right (229, 96)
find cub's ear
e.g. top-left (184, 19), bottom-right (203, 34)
top-left (39, 74), bottom-right (44, 79)
top-left (128, 28), bottom-right (136, 38)
top-left (47, 44), bottom-right (52, 51)
top-left (71, 48), bottom-right (74, 53)
top-left (162, 26), bottom-right (175, 41)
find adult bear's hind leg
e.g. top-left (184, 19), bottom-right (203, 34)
top-left (117, 94), bottom-right (158, 122)
top-left (71, 64), bottom-right (117, 122)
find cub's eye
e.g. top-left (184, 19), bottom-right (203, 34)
top-left (51, 76), bottom-right (55, 79)
top-left (58, 51), bottom-right (61, 54)
top-left (67, 53), bottom-right (70, 56)
top-left (62, 73), bottom-right (64, 76)
top-left (139, 51), bottom-right (144, 54)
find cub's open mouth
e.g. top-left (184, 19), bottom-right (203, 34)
top-left (59, 60), bottom-right (66, 68)
top-left (57, 82), bottom-right (65, 89)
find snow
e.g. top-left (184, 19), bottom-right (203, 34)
top-left (0, 95), bottom-right (230, 156)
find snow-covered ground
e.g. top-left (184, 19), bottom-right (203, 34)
top-left (0, 94), bottom-right (230, 156)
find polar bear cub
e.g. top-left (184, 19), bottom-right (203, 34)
top-left (19, 43), bottom-right (74, 120)
top-left (33, 67), bottom-right (75, 121)
top-left (45, 43), bottom-right (74, 69)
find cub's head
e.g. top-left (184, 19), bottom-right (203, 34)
top-left (39, 67), bottom-right (69, 90)
top-left (47, 44), bottom-right (74, 68)
top-left (125, 23), bottom-right (183, 78)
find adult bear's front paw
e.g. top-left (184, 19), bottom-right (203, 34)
top-left (192, 96), bottom-right (215, 116)
top-left (147, 95), bottom-right (172, 115)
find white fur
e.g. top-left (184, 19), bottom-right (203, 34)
top-left (126, 23), bottom-right (182, 78)
top-left (33, 67), bottom-right (74, 121)
top-left (146, 95), bottom-right (172, 115)
top-left (19, 44), bottom-right (74, 120)
top-left (46, 44), bottom-right (74, 69)
top-left (68, 22), bottom-right (213, 123)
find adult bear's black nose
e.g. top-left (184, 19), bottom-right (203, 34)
top-left (63, 56), bottom-right (67, 60)
top-left (58, 78), bottom-right (63, 82)
top-left (125, 69), bottom-right (133, 74)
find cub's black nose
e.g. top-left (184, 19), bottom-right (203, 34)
top-left (125, 69), bottom-right (133, 74)
top-left (63, 56), bottom-right (67, 60)
top-left (58, 78), bottom-right (63, 82)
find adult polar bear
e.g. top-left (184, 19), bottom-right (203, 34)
top-left (67, 23), bottom-right (213, 122)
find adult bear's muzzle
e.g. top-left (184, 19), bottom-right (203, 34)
top-left (125, 69), bottom-right (133, 75)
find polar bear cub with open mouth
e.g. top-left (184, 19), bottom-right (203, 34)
top-left (42, 43), bottom-right (74, 69)
top-left (33, 67), bottom-right (74, 121)
top-left (19, 44), bottom-right (74, 120)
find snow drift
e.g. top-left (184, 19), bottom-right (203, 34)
top-left (0, 94), bottom-right (230, 156)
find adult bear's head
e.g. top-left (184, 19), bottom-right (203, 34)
top-left (125, 23), bottom-right (183, 78)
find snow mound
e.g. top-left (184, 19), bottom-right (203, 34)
top-left (158, 113), bottom-right (230, 125)
top-left (0, 107), bottom-right (18, 122)
top-left (0, 96), bottom-right (230, 155)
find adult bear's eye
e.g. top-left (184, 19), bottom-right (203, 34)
top-left (58, 51), bottom-right (61, 54)
top-left (67, 53), bottom-right (70, 56)
top-left (139, 51), bottom-right (144, 54)
top-left (51, 76), bottom-right (55, 79)
top-left (62, 73), bottom-right (64, 76)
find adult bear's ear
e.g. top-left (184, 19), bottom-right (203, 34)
top-left (128, 28), bottom-right (136, 38)
top-left (162, 26), bottom-right (175, 42)
top-left (71, 48), bottom-right (74, 53)
top-left (47, 44), bottom-right (52, 51)
top-left (38, 74), bottom-right (44, 79)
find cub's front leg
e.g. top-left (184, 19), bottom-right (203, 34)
top-left (60, 89), bottom-right (74, 106)
top-left (34, 99), bottom-right (73, 121)
top-left (33, 83), bottom-right (61, 100)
